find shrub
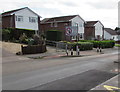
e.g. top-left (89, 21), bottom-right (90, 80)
top-left (19, 33), bottom-right (28, 44)
top-left (33, 34), bottom-right (42, 45)
top-left (70, 42), bottom-right (93, 51)
top-left (61, 41), bottom-right (93, 51)
top-left (79, 40), bottom-right (115, 48)
top-left (46, 30), bottom-right (62, 41)
top-left (1, 29), bottom-right (11, 41)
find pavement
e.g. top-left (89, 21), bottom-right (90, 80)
top-left (2, 48), bottom-right (30, 63)
top-left (23, 46), bottom-right (119, 59)
top-left (1, 46), bottom-right (120, 91)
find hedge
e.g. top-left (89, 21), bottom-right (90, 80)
top-left (1, 28), bottom-right (35, 41)
top-left (46, 30), bottom-right (62, 41)
top-left (79, 40), bottom-right (115, 48)
top-left (1, 29), bottom-right (11, 41)
top-left (61, 41), bottom-right (93, 51)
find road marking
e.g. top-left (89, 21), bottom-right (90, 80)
top-left (103, 85), bottom-right (120, 92)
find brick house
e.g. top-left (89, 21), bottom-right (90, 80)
top-left (40, 15), bottom-right (85, 41)
top-left (84, 21), bottom-right (104, 40)
top-left (2, 7), bottom-right (41, 38)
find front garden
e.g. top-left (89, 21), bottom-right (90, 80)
top-left (1, 28), bottom-right (47, 55)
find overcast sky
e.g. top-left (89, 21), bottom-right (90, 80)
top-left (0, 0), bottom-right (119, 29)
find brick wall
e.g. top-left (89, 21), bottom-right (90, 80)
top-left (40, 22), bottom-right (71, 41)
top-left (2, 15), bottom-right (15, 29)
top-left (84, 27), bottom-right (95, 40)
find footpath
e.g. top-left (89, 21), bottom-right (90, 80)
top-left (24, 46), bottom-right (119, 59)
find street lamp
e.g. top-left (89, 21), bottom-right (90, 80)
top-left (75, 23), bottom-right (79, 55)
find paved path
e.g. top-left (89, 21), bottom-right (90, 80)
top-left (2, 51), bottom-right (119, 90)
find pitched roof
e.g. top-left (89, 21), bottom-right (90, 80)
top-left (41, 15), bottom-right (79, 23)
top-left (2, 7), bottom-right (27, 16)
top-left (85, 21), bottom-right (98, 27)
top-left (105, 28), bottom-right (117, 35)
top-left (2, 7), bottom-right (41, 17)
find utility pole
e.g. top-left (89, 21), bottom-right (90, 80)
top-left (75, 23), bottom-right (79, 55)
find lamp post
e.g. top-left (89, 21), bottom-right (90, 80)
top-left (75, 23), bottom-right (79, 55)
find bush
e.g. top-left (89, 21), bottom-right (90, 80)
top-left (61, 41), bottom-right (93, 51)
top-left (1, 29), bottom-right (11, 41)
top-left (69, 42), bottom-right (93, 51)
top-left (46, 30), bottom-right (62, 41)
top-left (33, 34), bottom-right (42, 45)
top-left (79, 40), bottom-right (115, 48)
top-left (19, 33), bottom-right (28, 44)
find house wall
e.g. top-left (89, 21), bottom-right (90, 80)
top-left (15, 8), bottom-right (39, 31)
top-left (40, 22), bottom-right (71, 41)
top-left (94, 22), bottom-right (104, 39)
top-left (104, 30), bottom-right (119, 41)
top-left (71, 16), bottom-right (84, 39)
top-left (2, 15), bottom-right (15, 29)
top-left (112, 35), bottom-right (119, 41)
top-left (84, 27), bottom-right (95, 40)
top-left (104, 31), bottom-right (112, 40)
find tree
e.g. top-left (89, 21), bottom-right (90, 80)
top-left (115, 27), bottom-right (120, 31)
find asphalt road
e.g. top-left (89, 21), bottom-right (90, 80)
top-left (2, 50), bottom-right (119, 91)
top-left (29, 70), bottom-right (116, 90)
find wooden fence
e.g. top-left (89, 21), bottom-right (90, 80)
top-left (21, 45), bottom-right (46, 55)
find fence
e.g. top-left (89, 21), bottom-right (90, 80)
top-left (46, 40), bottom-right (57, 47)
top-left (21, 45), bottom-right (46, 55)
top-left (56, 42), bottom-right (67, 52)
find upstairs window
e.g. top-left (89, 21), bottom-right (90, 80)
top-left (29, 17), bottom-right (37, 23)
top-left (51, 22), bottom-right (58, 27)
top-left (54, 22), bottom-right (58, 27)
top-left (16, 16), bottom-right (23, 22)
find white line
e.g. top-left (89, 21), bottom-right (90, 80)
top-left (90, 74), bottom-right (119, 90)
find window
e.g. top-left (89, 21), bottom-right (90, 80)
top-left (72, 36), bottom-right (76, 40)
top-left (79, 33), bottom-right (83, 39)
top-left (64, 23), bottom-right (68, 26)
top-left (16, 16), bottom-right (23, 22)
top-left (51, 23), bottom-right (53, 27)
top-left (54, 22), bottom-right (58, 27)
top-left (79, 24), bottom-right (83, 27)
top-left (51, 22), bottom-right (58, 27)
top-left (29, 17), bottom-right (37, 23)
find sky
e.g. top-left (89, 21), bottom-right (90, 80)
top-left (0, 0), bottom-right (119, 29)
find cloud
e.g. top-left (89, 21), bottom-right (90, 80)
top-left (60, 1), bottom-right (78, 7)
top-left (86, 0), bottom-right (118, 10)
top-left (0, 0), bottom-right (118, 28)
top-left (33, 7), bottom-right (63, 18)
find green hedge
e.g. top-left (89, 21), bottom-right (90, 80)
top-left (62, 41), bottom-right (93, 51)
top-left (79, 40), bottom-right (115, 48)
top-left (46, 30), bottom-right (62, 41)
top-left (1, 28), bottom-right (35, 41)
top-left (1, 29), bottom-right (11, 41)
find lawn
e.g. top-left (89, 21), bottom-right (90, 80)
top-left (115, 44), bottom-right (120, 47)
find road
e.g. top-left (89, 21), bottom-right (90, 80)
top-left (2, 49), bottom-right (119, 91)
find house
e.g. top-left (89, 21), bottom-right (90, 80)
top-left (40, 15), bottom-right (85, 41)
top-left (104, 28), bottom-right (119, 41)
top-left (84, 21), bottom-right (104, 40)
top-left (2, 7), bottom-right (41, 39)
